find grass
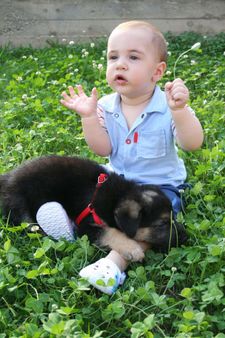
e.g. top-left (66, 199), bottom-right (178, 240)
top-left (0, 32), bottom-right (225, 337)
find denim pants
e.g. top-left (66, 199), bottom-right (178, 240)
top-left (159, 183), bottom-right (191, 217)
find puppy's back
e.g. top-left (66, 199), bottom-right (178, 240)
top-left (0, 155), bottom-right (105, 224)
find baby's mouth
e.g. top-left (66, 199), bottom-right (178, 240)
top-left (114, 75), bottom-right (128, 85)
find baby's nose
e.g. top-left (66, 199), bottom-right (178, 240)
top-left (116, 59), bottom-right (128, 70)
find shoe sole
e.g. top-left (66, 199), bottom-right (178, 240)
top-left (36, 201), bottom-right (75, 241)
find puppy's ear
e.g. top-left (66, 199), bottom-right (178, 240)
top-left (114, 200), bottom-right (141, 238)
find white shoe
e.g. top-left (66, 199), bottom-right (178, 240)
top-left (36, 202), bottom-right (75, 241)
top-left (79, 258), bottom-right (126, 295)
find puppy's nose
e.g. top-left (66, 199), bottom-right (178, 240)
top-left (117, 223), bottom-right (136, 238)
top-left (126, 228), bottom-right (137, 238)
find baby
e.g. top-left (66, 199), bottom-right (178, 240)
top-left (37, 20), bottom-right (203, 295)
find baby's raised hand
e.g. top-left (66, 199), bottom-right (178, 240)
top-left (60, 85), bottom-right (98, 118)
top-left (165, 78), bottom-right (189, 111)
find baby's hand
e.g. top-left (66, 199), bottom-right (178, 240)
top-left (60, 85), bottom-right (98, 118)
top-left (165, 78), bottom-right (189, 111)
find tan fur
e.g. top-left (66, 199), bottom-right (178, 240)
top-left (100, 227), bottom-right (145, 262)
top-left (141, 190), bottom-right (158, 203)
top-left (135, 227), bottom-right (153, 242)
top-left (115, 200), bottom-right (141, 219)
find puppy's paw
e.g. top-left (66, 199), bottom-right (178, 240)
top-left (120, 243), bottom-right (145, 262)
top-left (100, 227), bottom-right (145, 262)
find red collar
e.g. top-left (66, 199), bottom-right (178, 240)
top-left (75, 173), bottom-right (108, 227)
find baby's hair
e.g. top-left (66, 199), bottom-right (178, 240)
top-left (110, 20), bottom-right (168, 62)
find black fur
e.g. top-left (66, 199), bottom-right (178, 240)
top-left (0, 155), bottom-right (187, 258)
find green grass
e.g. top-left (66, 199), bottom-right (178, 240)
top-left (0, 32), bottom-right (225, 337)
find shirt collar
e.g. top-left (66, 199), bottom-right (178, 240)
top-left (144, 85), bottom-right (167, 114)
top-left (105, 85), bottom-right (167, 115)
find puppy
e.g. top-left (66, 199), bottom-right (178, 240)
top-left (0, 155), bottom-right (187, 261)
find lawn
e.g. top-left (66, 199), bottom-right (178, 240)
top-left (0, 32), bottom-right (225, 337)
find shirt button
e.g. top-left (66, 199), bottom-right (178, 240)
top-left (125, 139), bottom-right (131, 144)
top-left (114, 113), bottom-right (119, 118)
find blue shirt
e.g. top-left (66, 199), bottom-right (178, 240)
top-left (98, 85), bottom-right (187, 186)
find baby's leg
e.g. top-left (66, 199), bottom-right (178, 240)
top-left (106, 250), bottom-right (128, 271)
top-left (79, 250), bottom-right (127, 295)
top-left (79, 242), bottom-right (150, 295)
top-left (106, 242), bottom-right (149, 271)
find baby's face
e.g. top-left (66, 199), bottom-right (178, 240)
top-left (106, 27), bottom-right (163, 98)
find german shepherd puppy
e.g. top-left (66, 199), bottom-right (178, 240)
top-left (0, 155), bottom-right (187, 261)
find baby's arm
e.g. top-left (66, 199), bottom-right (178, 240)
top-left (165, 78), bottom-right (204, 150)
top-left (60, 85), bottom-right (111, 156)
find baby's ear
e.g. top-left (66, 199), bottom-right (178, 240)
top-left (114, 200), bottom-right (141, 238)
top-left (152, 61), bottom-right (166, 82)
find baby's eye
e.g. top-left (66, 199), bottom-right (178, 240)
top-left (130, 55), bottom-right (139, 60)
top-left (108, 55), bottom-right (118, 60)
